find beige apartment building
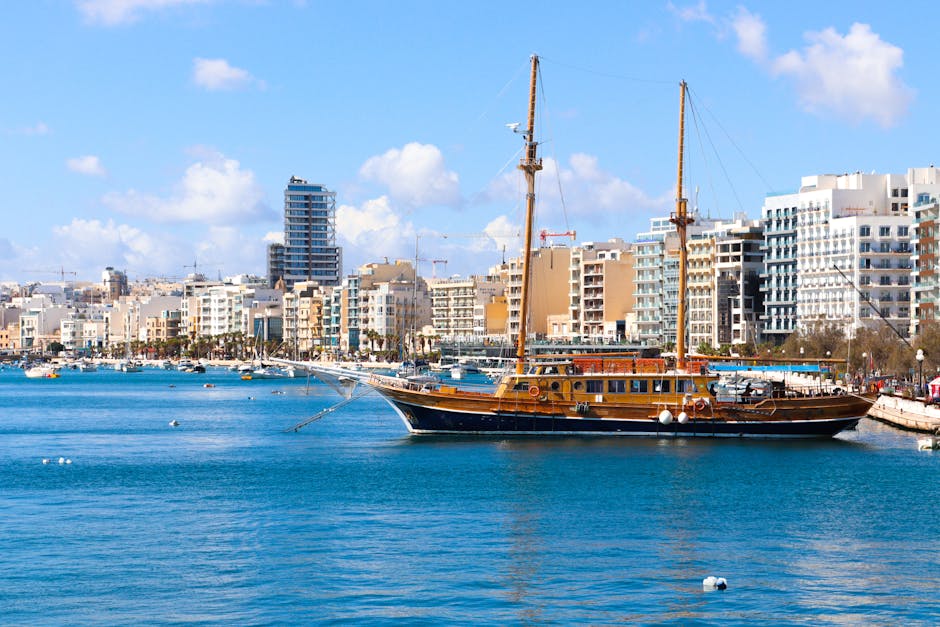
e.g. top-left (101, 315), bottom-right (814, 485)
top-left (505, 246), bottom-right (571, 342)
top-left (687, 235), bottom-right (715, 350)
top-left (145, 310), bottom-right (182, 342)
top-left (567, 239), bottom-right (635, 341)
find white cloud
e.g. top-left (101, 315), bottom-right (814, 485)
top-left (262, 231), bottom-right (284, 245)
top-left (102, 151), bottom-right (273, 224)
top-left (194, 226), bottom-right (264, 277)
top-left (482, 154), bottom-right (663, 226)
top-left (4, 122), bottom-right (50, 136)
top-left (52, 218), bottom-right (185, 276)
top-left (192, 57), bottom-right (264, 91)
top-left (67, 155), bottom-right (107, 177)
top-left (75, 0), bottom-right (208, 26)
top-left (731, 6), bottom-right (767, 62)
top-left (335, 196), bottom-right (416, 268)
top-left (480, 215), bottom-right (521, 253)
top-left (772, 23), bottom-right (912, 127)
top-left (22, 121), bottom-right (51, 135)
top-left (667, 0), bottom-right (714, 25)
top-left (359, 143), bottom-right (460, 209)
top-left (677, 6), bottom-right (913, 127)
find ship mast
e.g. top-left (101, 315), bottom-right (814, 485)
top-left (670, 81), bottom-right (693, 371)
top-left (515, 54), bottom-right (543, 375)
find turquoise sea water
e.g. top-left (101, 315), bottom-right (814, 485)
top-left (1, 366), bottom-right (939, 625)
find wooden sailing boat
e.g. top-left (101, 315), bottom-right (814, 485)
top-left (301, 55), bottom-right (873, 437)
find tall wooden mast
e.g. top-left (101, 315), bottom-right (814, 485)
top-left (515, 54), bottom-right (543, 375)
top-left (670, 81), bottom-right (693, 370)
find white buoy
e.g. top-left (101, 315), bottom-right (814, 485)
top-left (169, 420), bottom-right (179, 427)
top-left (65, 458), bottom-right (72, 464)
top-left (677, 411), bottom-right (689, 424)
top-left (58, 457), bottom-right (65, 465)
top-left (703, 576), bottom-right (728, 591)
top-left (658, 410), bottom-right (673, 425)
top-left (42, 458), bottom-right (50, 464)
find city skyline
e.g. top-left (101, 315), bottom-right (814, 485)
top-left (1, 1), bottom-right (934, 283)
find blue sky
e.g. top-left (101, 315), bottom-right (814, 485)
top-left (0, 1), bottom-right (931, 283)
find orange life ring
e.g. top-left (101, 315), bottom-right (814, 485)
top-left (528, 385), bottom-right (541, 398)
top-left (694, 399), bottom-right (706, 411)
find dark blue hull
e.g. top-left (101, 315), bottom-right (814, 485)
top-left (385, 398), bottom-right (861, 438)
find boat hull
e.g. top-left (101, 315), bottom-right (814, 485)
top-left (386, 398), bottom-right (859, 437)
top-left (373, 384), bottom-right (870, 438)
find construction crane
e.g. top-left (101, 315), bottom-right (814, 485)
top-left (417, 258), bottom-right (448, 278)
top-left (24, 266), bottom-right (78, 281)
top-left (182, 257), bottom-right (221, 277)
top-left (539, 229), bottom-right (576, 246)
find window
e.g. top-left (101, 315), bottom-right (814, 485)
top-left (676, 379), bottom-right (698, 393)
top-left (899, 226), bottom-right (909, 237)
top-left (608, 380), bottom-right (626, 394)
top-left (586, 380), bottom-right (604, 394)
top-left (859, 243), bottom-right (871, 252)
top-left (630, 379), bottom-right (649, 393)
top-left (860, 226), bottom-right (871, 237)
top-left (653, 380), bottom-right (671, 393)
top-left (879, 226), bottom-right (891, 237)
top-left (880, 243), bottom-right (891, 253)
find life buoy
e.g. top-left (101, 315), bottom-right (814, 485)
top-left (694, 399), bottom-right (707, 412)
top-left (528, 385), bottom-right (541, 398)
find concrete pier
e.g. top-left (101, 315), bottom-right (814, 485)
top-left (867, 395), bottom-right (940, 433)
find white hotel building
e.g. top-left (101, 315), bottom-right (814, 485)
top-left (761, 168), bottom-right (940, 341)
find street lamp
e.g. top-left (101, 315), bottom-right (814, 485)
top-left (916, 349), bottom-right (925, 398)
top-left (862, 352), bottom-right (868, 381)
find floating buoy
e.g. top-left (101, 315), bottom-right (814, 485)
top-left (247, 396), bottom-right (255, 400)
top-left (169, 420), bottom-right (179, 427)
top-left (42, 458), bottom-right (50, 464)
top-left (203, 383), bottom-right (214, 388)
top-left (65, 459), bottom-right (72, 464)
top-left (58, 457), bottom-right (65, 465)
top-left (658, 410), bottom-right (673, 425)
top-left (703, 576), bottom-right (727, 591)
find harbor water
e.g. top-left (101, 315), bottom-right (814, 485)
top-left (2, 366), bottom-right (939, 625)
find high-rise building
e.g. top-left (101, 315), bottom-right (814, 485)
top-left (272, 176), bottom-right (342, 290)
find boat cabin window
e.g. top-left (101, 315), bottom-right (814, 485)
top-left (653, 380), bottom-right (670, 393)
top-left (676, 379), bottom-right (698, 393)
top-left (512, 381), bottom-right (530, 391)
top-left (573, 381), bottom-right (584, 391)
top-left (608, 380), bottom-right (626, 394)
top-left (586, 380), bottom-right (603, 394)
top-left (630, 380), bottom-right (649, 393)
top-left (550, 381), bottom-right (560, 391)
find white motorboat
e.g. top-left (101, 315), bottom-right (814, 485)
top-left (25, 365), bottom-right (60, 379)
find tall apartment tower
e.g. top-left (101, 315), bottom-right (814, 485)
top-left (272, 176), bottom-right (342, 290)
